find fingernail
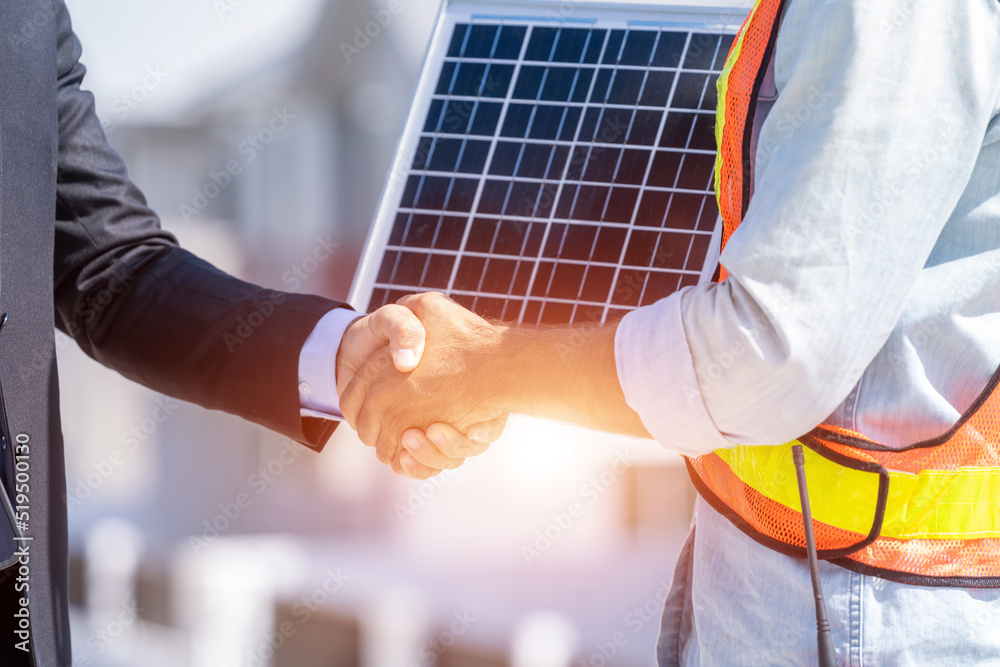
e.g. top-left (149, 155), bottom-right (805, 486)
top-left (403, 436), bottom-right (420, 451)
top-left (469, 428), bottom-right (488, 443)
top-left (394, 348), bottom-right (417, 369)
top-left (401, 453), bottom-right (416, 468)
top-left (429, 431), bottom-right (446, 446)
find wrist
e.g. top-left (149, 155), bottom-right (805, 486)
top-left (482, 323), bottom-right (557, 416)
top-left (334, 315), bottom-right (365, 389)
top-left (463, 320), bottom-right (516, 413)
top-left (486, 322), bottom-right (622, 425)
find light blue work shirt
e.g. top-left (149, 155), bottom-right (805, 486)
top-left (614, 0), bottom-right (1000, 663)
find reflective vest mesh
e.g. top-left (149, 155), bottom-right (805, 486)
top-left (713, 0), bottom-right (786, 281)
top-left (686, 0), bottom-right (1000, 586)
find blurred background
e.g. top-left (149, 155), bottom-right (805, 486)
top-left (61, 1), bottom-right (695, 665)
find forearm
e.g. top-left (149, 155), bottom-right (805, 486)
top-left (342, 292), bottom-right (651, 463)
top-left (480, 323), bottom-right (651, 439)
top-left (665, 0), bottom-right (1000, 448)
top-left (57, 245), bottom-right (343, 448)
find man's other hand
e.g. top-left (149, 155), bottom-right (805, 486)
top-left (336, 302), bottom-right (508, 479)
top-left (394, 416), bottom-right (508, 480)
top-left (339, 293), bottom-right (509, 471)
top-left (336, 304), bottom-right (424, 395)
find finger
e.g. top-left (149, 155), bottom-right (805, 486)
top-left (390, 450), bottom-right (407, 476)
top-left (400, 430), bottom-right (465, 470)
top-left (396, 450), bottom-right (446, 480)
top-left (338, 373), bottom-right (367, 430)
top-left (395, 291), bottom-right (431, 312)
top-left (397, 291), bottom-right (451, 318)
top-left (351, 385), bottom-right (383, 450)
top-left (467, 414), bottom-right (509, 444)
top-left (367, 304), bottom-right (425, 372)
top-left (375, 426), bottom-right (399, 466)
top-left (340, 347), bottom-right (397, 429)
top-left (424, 423), bottom-right (490, 459)
top-left (357, 413), bottom-right (383, 452)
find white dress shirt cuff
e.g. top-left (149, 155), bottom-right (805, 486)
top-left (298, 307), bottom-right (359, 420)
top-left (615, 291), bottom-right (737, 457)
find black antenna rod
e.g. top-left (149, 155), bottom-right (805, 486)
top-left (792, 443), bottom-right (838, 667)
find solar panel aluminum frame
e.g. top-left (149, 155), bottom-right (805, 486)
top-left (350, 0), bottom-right (750, 321)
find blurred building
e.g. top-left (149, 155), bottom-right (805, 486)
top-left (64, 0), bottom-right (439, 548)
top-left (58, 1), bottom-right (696, 665)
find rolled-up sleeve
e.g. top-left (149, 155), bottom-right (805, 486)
top-left (616, 0), bottom-right (1000, 454)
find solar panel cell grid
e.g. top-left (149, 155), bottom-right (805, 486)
top-left (367, 15), bottom-right (734, 326)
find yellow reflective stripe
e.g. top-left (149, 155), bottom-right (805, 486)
top-left (713, 0), bottom-right (764, 199)
top-left (714, 443), bottom-right (881, 536)
top-left (714, 444), bottom-right (1000, 540)
top-left (883, 467), bottom-right (1000, 539)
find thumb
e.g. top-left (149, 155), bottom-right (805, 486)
top-left (367, 304), bottom-right (425, 372)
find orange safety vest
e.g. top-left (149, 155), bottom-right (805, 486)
top-left (686, 0), bottom-right (1000, 586)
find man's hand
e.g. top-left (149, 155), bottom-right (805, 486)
top-left (336, 304), bottom-right (424, 395)
top-left (340, 292), bottom-right (651, 468)
top-left (335, 303), bottom-right (507, 479)
top-left (339, 293), bottom-right (509, 470)
top-left (396, 417), bottom-right (508, 479)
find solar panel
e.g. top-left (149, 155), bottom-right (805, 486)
top-left (350, 1), bottom-right (746, 326)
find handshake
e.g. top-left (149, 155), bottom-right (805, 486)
top-left (334, 292), bottom-right (651, 479)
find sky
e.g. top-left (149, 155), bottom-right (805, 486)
top-left (63, 0), bottom-right (746, 125)
top-left (65, 0), bottom-right (331, 121)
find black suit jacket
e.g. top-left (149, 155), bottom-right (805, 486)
top-left (0, 2), bottom-right (347, 663)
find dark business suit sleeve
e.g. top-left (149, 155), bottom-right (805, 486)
top-left (50, 1), bottom-right (348, 450)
